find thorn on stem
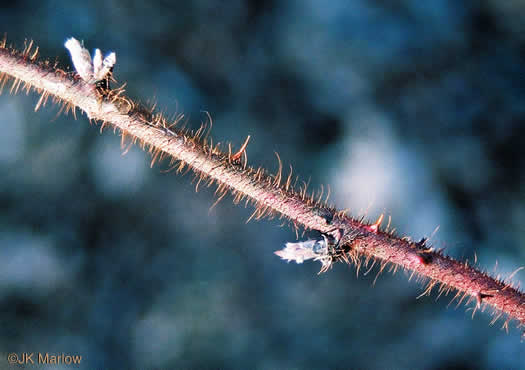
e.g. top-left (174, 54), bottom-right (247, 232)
top-left (231, 135), bottom-right (250, 162)
top-left (365, 213), bottom-right (384, 233)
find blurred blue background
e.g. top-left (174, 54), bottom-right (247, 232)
top-left (1, 0), bottom-right (524, 368)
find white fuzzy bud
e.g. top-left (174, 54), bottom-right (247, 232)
top-left (92, 48), bottom-right (103, 80)
top-left (274, 236), bottom-right (331, 267)
top-left (64, 37), bottom-right (116, 84)
top-left (64, 38), bottom-right (93, 82)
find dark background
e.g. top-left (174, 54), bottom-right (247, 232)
top-left (1, 1), bottom-right (524, 368)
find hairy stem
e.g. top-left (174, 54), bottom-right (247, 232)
top-left (0, 39), bottom-right (523, 336)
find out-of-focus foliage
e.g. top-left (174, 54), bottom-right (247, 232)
top-left (1, 1), bottom-right (524, 368)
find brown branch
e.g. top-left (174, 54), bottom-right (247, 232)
top-left (1, 38), bottom-right (523, 338)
